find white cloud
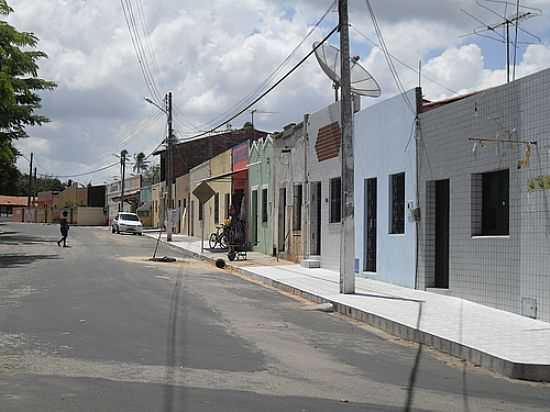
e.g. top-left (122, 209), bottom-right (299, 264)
top-left (5, 0), bottom-right (550, 183)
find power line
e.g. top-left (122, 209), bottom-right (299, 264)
top-left (120, 0), bottom-right (163, 104)
top-left (176, 25), bottom-right (339, 142)
top-left (365, 0), bottom-right (415, 113)
top-left (38, 162), bottom-right (119, 179)
top-left (192, 0), bottom-right (337, 131)
top-left (349, 24), bottom-right (458, 95)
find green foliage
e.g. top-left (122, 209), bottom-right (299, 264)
top-left (0, 0), bottom-right (56, 192)
top-left (9, 173), bottom-right (64, 196)
top-left (133, 151), bottom-right (149, 174)
top-left (0, 139), bottom-right (19, 194)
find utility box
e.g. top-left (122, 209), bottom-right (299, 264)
top-left (522, 297), bottom-right (537, 319)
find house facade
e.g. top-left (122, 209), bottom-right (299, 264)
top-left (272, 122), bottom-right (306, 261)
top-left (248, 136), bottom-right (273, 255)
top-left (306, 102), bottom-right (342, 270)
top-left (353, 89), bottom-right (420, 288)
top-left (189, 160), bottom-right (211, 240)
top-left (417, 68), bottom-right (550, 322)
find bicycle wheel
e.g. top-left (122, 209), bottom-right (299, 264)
top-left (219, 233), bottom-right (228, 249)
top-left (209, 233), bottom-right (218, 249)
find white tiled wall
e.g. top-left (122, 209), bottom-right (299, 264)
top-left (418, 68), bottom-right (550, 322)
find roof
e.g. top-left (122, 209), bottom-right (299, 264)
top-left (422, 91), bottom-right (481, 112)
top-left (0, 195), bottom-right (29, 207)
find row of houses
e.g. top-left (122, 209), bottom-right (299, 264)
top-left (152, 67), bottom-right (550, 323)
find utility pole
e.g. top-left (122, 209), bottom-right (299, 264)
top-left (33, 167), bottom-right (37, 198)
top-left (27, 152), bottom-right (33, 207)
top-left (166, 91), bottom-right (174, 242)
top-left (120, 150), bottom-right (127, 212)
top-left (339, 0), bottom-right (355, 294)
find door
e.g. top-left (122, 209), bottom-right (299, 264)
top-left (435, 179), bottom-right (450, 288)
top-left (278, 188), bottom-right (286, 252)
top-left (309, 182), bottom-right (322, 255)
top-left (364, 178), bottom-right (377, 272)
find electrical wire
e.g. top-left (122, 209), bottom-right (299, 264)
top-left (192, 0), bottom-right (337, 131)
top-left (349, 25), bottom-right (458, 95)
top-left (120, 0), bottom-right (163, 104)
top-left (365, 0), bottom-right (415, 113)
top-left (38, 162), bottom-right (119, 179)
top-left (174, 25), bottom-right (339, 142)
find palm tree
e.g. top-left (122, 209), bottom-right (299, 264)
top-left (133, 152), bottom-right (149, 175)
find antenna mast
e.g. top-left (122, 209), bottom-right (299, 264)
top-left (460, 0), bottom-right (541, 83)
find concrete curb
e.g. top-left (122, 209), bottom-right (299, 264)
top-left (150, 236), bottom-right (550, 382)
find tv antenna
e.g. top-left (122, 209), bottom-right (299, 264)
top-left (460, 0), bottom-right (542, 83)
top-left (313, 41), bottom-right (381, 103)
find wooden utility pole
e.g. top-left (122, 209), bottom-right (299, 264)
top-left (166, 91), bottom-right (174, 241)
top-left (27, 152), bottom-right (33, 207)
top-left (120, 150), bottom-right (127, 212)
top-left (33, 167), bottom-right (37, 198)
top-left (339, 0), bottom-right (355, 294)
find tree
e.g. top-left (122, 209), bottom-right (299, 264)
top-left (0, 0), bottom-right (56, 193)
top-left (133, 151), bottom-right (149, 175)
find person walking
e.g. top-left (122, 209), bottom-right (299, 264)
top-left (57, 211), bottom-right (70, 247)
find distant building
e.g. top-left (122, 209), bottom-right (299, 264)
top-left (248, 136), bottom-right (273, 255)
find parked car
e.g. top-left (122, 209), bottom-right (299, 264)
top-left (112, 212), bottom-right (143, 235)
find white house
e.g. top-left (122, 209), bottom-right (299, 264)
top-left (353, 89), bottom-right (420, 288)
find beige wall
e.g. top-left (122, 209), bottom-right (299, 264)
top-left (189, 161), bottom-right (210, 239)
top-left (152, 182), bottom-right (164, 228)
top-left (75, 207), bottom-right (105, 226)
top-left (54, 185), bottom-right (87, 209)
top-left (206, 150), bottom-right (232, 236)
top-left (175, 174), bottom-right (190, 234)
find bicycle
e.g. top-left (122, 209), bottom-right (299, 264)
top-left (209, 223), bottom-right (229, 249)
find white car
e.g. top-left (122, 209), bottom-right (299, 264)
top-left (112, 212), bottom-right (143, 235)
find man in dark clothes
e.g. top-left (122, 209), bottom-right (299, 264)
top-left (57, 211), bottom-right (70, 247)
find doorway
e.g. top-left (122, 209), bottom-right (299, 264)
top-left (309, 182), bottom-right (322, 255)
top-left (364, 178), bottom-right (377, 272)
top-left (278, 188), bottom-right (286, 252)
top-left (435, 179), bottom-right (450, 288)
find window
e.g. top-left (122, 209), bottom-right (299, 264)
top-left (224, 193), bottom-right (230, 219)
top-left (214, 193), bottom-right (220, 224)
top-left (389, 172), bottom-right (405, 234)
top-left (329, 177), bottom-right (341, 223)
top-left (261, 188), bottom-right (268, 223)
top-left (293, 184), bottom-right (302, 230)
top-left (473, 169), bottom-right (509, 236)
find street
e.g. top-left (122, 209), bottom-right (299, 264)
top-left (0, 223), bottom-right (549, 412)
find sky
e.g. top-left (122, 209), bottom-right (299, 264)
top-left (8, 0), bottom-right (550, 185)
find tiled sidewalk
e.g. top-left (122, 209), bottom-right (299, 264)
top-left (146, 232), bottom-right (550, 381)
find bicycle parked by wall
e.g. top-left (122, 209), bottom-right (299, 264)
top-left (209, 222), bottom-right (230, 249)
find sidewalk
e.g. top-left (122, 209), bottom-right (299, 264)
top-left (146, 232), bottom-right (550, 381)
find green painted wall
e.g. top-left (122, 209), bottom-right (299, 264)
top-left (248, 137), bottom-right (273, 255)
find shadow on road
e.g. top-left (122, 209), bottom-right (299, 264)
top-left (404, 301), bottom-right (423, 412)
top-left (0, 231), bottom-right (57, 246)
top-left (0, 253), bottom-right (60, 268)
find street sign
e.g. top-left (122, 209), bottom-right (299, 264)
top-left (192, 181), bottom-right (216, 203)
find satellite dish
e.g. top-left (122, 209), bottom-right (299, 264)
top-left (313, 41), bottom-right (381, 99)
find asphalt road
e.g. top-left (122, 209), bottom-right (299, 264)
top-left (0, 222), bottom-right (549, 412)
